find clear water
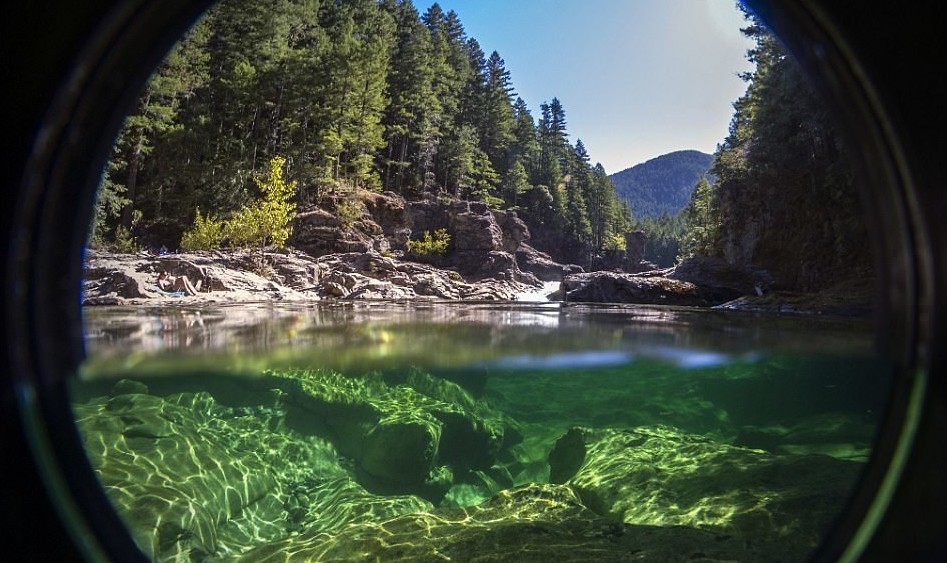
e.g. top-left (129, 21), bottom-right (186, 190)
top-left (74, 301), bottom-right (892, 562)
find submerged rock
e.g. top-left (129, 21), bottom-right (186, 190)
top-left (233, 483), bottom-right (771, 562)
top-left (73, 378), bottom-right (445, 561)
top-left (73, 383), bottom-right (347, 561)
top-left (548, 425), bottom-right (863, 558)
top-left (73, 364), bottom-right (873, 562)
top-left (269, 369), bottom-right (509, 503)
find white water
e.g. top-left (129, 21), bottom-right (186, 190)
top-left (513, 281), bottom-right (561, 302)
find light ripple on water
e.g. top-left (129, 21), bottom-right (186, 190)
top-left (73, 300), bottom-right (892, 561)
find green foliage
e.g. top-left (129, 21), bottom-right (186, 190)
top-left (96, 209), bottom-right (144, 253)
top-left (180, 156), bottom-right (296, 251)
top-left (180, 208), bottom-right (226, 251)
top-left (634, 212), bottom-right (687, 267)
top-left (679, 176), bottom-right (719, 260)
top-left (675, 12), bottom-right (870, 289)
top-left (604, 233), bottom-right (626, 252)
top-left (111, 225), bottom-right (141, 254)
top-left (94, 0), bottom-right (634, 267)
top-left (609, 150), bottom-right (713, 220)
top-left (89, 160), bottom-right (131, 246)
top-left (238, 155), bottom-right (297, 249)
top-left (406, 229), bottom-right (451, 257)
top-left (337, 197), bottom-right (363, 231)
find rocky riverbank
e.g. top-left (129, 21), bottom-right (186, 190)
top-left (83, 247), bottom-right (871, 315)
top-left (82, 248), bottom-right (548, 306)
top-left (83, 191), bottom-right (592, 306)
top-left (84, 189), bottom-right (872, 314)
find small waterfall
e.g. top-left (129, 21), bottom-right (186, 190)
top-left (513, 280), bottom-right (562, 302)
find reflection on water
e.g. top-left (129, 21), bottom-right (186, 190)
top-left (74, 301), bottom-right (891, 561)
top-left (82, 301), bottom-right (875, 374)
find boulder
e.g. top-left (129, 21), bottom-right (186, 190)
top-left (561, 270), bottom-right (705, 305)
top-left (452, 208), bottom-right (504, 252)
top-left (290, 207), bottom-right (374, 256)
top-left (558, 257), bottom-right (776, 306)
top-left (493, 209), bottom-right (530, 253)
top-left (405, 199), bottom-right (451, 235)
top-left (548, 425), bottom-right (863, 559)
top-left (668, 255), bottom-right (774, 302)
top-left (234, 483), bottom-right (778, 562)
top-left (454, 250), bottom-right (515, 279)
top-left (362, 191), bottom-right (407, 236)
top-left (270, 369), bottom-right (508, 503)
top-left (360, 414), bottom-right (442, 487)
top-left (516, 243), bottom-right (584, 281)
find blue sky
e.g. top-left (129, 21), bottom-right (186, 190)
top-left (429, 0), bottom-right (755, 173)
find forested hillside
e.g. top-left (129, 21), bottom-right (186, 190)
top-left (680, 12), bottom-right (871, 291)
top-left (609, 150), bottom-right (713, 219)
top-left (92, 0), bottom-right (631, 265)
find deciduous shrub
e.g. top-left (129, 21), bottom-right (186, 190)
top-left (337, 197), bottom-right (363, 231)
top-left (406, 229), bottom-right (450, 257)
top-left (180, 208), bottom-right (226, 251)
top-left (180, 156), bottom-right (296, 252)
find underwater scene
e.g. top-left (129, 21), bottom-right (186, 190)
top-left (75, 302), bottom-right (891, 562)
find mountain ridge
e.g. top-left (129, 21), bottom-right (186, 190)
top-left (609, 150), bottom-right (714, 219)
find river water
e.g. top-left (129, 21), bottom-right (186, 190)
top-left (75, 301), bottom-right (892, 561)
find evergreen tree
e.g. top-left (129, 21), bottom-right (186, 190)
top-left (679, 175), bottom-right (718, 258)
top-left (679, 10), bottom-right (869, 289)
top-left (510, 97), bottom-right (539, 174)
top-left (479, 51), bottom-right (516, 171)
top-left (93, 0), bottom-right (635, 266)
top-left (108, 17), bottom-right (211, 241)
top-left (381, 0), bottom-right (438, 194)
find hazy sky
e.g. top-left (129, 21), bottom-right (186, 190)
top-left (430, 0), bottom-right (755, 173)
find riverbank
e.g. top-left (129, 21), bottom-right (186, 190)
top-left (83, 249), bottom-right (872, 316)
top-left (82, 248), bottom-right (549, 306)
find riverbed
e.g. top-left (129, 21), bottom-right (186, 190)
top-left (74, 301), bottom-right (892, 561)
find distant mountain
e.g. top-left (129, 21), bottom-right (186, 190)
top-left (609, 150), bottom-right (714, 219)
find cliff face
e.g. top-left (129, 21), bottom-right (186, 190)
top-left (290, 191), bottom-right (582, 283)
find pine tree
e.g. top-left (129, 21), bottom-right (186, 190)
top-left (679, 175), bottom-right (718, 258)
top-left (510, 97), bottom-right (539, 176)
top-left (381, 0), bottom-right (439, 194)
top-left (479, 51), bottom-right (516, 171)
top-left (689, 10), bottom-right (869, 289)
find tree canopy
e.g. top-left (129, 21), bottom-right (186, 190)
top-left (93, 0), bottom-right (631, 267)
top-left (679, 10), bottom-right (871, 290)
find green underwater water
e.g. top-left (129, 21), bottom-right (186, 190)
top-left (74, 302), bottom-right (892, 561)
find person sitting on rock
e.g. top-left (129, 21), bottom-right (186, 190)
top-left (157, 271), bottom-right (200, 296)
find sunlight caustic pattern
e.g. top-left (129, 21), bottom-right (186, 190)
top-left (73, 319), bottom-right (886, 562)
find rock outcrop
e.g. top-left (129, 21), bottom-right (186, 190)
top-left (548, 425), bottom-right (864, 559)
top-left (82, 247), bottom-right (541, 305)
top-left (291, 191), bottom-right (576, 284)
top-left (561, 270), bottom-right (705, 306)
top-left (668, 255), bottom-right (774, 302)
top-left (516, 244), bottom-right (583, 281)
top-left (559, 255), bottom-right (774, 306)
top-left (75, 368), bottom-right (870, 562)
